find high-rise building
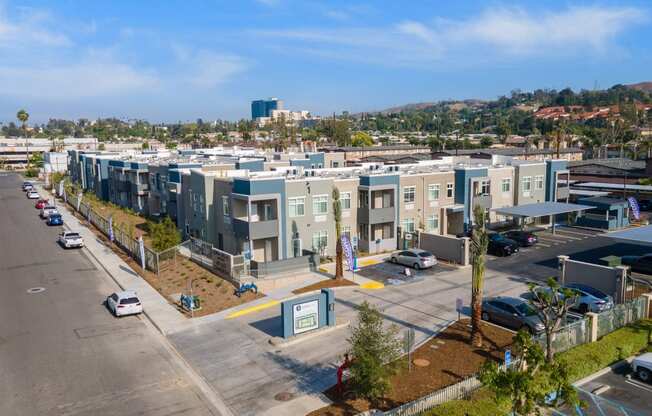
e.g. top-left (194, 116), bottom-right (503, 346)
top-left (251, 98), bottom-right (283, 119)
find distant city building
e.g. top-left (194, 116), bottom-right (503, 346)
top-left (251, 98), bottom-right (283, 119)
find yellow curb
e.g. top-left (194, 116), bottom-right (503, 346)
top-left (360, 281), bottom-right (385, 290)
top-left (318, 267), bottom-right (329, 273)
top-left (227, 300), bottom-right (280, 319)
top-left (358, 258), bottom-right (381, 267)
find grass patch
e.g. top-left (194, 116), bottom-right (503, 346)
top-left (424, 319), bottom-right (652, 416)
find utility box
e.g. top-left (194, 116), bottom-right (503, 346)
top-left (281, 289), bottom-right (335, 339)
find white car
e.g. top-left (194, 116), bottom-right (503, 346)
top-left (632, 352), bottom-right (652, 383)
top-left (40, 205), bottom-right (58, 219)
top-left (390, 249), bottom-right (437, 269)
top-left (27, 190), bottom-right (40, 199)
top-left (106, 291), bottom-right (143, 317)
top-left (58, 231), bottom-right (84, 248)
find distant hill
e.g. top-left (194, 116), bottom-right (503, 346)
top-left (627, 82), bottom-right (652, 93)
top-left (371, 99), bottom-right (486, 115)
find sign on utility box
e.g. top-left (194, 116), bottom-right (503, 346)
top-left (281, 289), bottom-right (336, 339)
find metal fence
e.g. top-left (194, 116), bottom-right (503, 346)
top-left (534, 317), bottom-right (590, 356)
top-left (184, 237), bottom-right (245, 283)
top-left (597, 296), bottom-right (647, 339)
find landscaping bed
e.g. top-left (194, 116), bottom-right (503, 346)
top-left (307, 319), bottom-right (515, 416)
top-left (292, 278), bottom-right (357, 294)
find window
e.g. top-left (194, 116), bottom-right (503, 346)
top-left (480, 180), bottom-right (490, 195)
top-left (401, 218), bottom-right (415, 233)
top-left (522, 176), bottom-right (532, 195)
top-left (289, 197), bottom-right (305, 217)
top-left (292, 238), bottom-right (302, 257)
top-left (501, 178), bottom-right (511, 193)
top-left (446, 183), bottom-right (454, 198)
top-left (535, 175), bottom-right (544, 191)
top-left (403, 186), bottom-right (416, 203)
top-left (222, 196), bottom-right (230, 216)
top-left (342, 225), bottom-right (351, 238)
top-left (312, 195), bottom-right (328, 215)
top-left (426, 214), bottom-right (439, 232)
top-left (340, 192), bottom-right (351, 210)
top-left (358, 223), bottom-right (368, 240)
top-left (358, 190), bottom-right (368, 207)
top-left (428, 184), bottom-right (440, 201)
top-left (312, 231), bottom-right (328, 251)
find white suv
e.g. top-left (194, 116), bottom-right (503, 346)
top-left (58, 231), bottom-right (84, 248)
top-left (632, 352), bottom-right (652, 383)
top-left (106, 291), bottom-right (143, 317)
top-left (40, 206), bottom-right (58, 219)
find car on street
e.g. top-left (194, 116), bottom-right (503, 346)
top-left (481, 296), bottom-right (544, 333)
top-left (58, 231), bottom-right (83, 248)
top-left (35, 198), bottom-right (48, 209)
top-left (632, 352), bottom-right (652, 383)
top-left (22, 181), bottom-right (34, 191)
top-left (564, 283), bottom-right (614, 313)
top-left (40, 205), bottom-right (58, 219)
top-left (27, 190), bottom-right (40, 199)
top-left (390, 249), bottom-right (437, 269)
top-left (621, 254), bottom-right (652, 275)
top-left (502, 230), bottom-right (538, 247)
top-left (488, 233), bottom-right (520, 256)
top-left (106, 291), bottom-right (143, 317)
top-left (46, 213), bottom-right (63, 226)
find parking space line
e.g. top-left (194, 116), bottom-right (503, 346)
top-left (551, 233), bottom-right (582, 240)
top-left (536, 242), bottom-right (551, 248)
top-left (537, 236), bottom-right (564, 244)
top-left (557, 228), bottom-right (601, 237)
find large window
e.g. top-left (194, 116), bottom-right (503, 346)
top-left (403, 186), bottom-right (416, 203)
top-left (426, 214), bottom-right (439, 232)
top-left (342, 225), bottom-right (351, 238)
top-left (522, 176), bottom-right (532, 195)
top-left (428, 184), bottom-right (440, 201)
top-left (312, 195), bottom-right (328, 215)
top-left (480, 180), bottom-right (491, 195)
top-left (401, 218), bottom-right (415, 233)
top-left (222, 196), bottom-right (230, 216)
top-left (340, 192), bottom-right (351, 210)
top-left (535, 175), bottom-right (544, 191)
top-left (312, 231), bottom-right (328, 251)
top-left (446, 183), bottom-right (454, 198)
top-left (501, 178), bottom-right (511, 193)
top-left (289, 197), bottom-right (305, 217)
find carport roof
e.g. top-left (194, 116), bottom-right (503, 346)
top-left (492, 201), bottom-right (595, 218)
top-left (606, 225), bottom-right (652, 246)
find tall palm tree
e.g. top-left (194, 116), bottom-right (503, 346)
top-left (16, 109), bottom-right (29, 168)
top-left (332, 187), bottom-right (344, 280)
top-left (470, 205), bottom-right (489, 348)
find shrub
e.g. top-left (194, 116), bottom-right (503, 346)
top-left (149, 216), bottom-right (181, 252)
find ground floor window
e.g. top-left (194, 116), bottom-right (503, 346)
top-left (401, 218), bottom-right (415, 233)
top-left (426, 214), bottom-right (439, 232)
top-left (312, 231), bottom-right (328, 253)
top-left (292, 238), bottom-right (302, 257)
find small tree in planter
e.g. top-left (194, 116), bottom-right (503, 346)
top-left (348, 301), bottom-right (402, 404)
top-left (528, 277), bottom-right (579, 363)
top-left (470, 204), bottom-right (489, 348)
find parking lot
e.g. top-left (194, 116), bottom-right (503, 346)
top-left (355, 258), bottom-right (456, 286)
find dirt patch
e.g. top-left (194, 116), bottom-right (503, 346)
top-left (292, 278), bottom-right (357, 294)
top-left (69, 208), bottom-right (261, 317)
top-left (307, 319), bottom-right (514, 416)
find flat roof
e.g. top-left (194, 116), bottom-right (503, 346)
top-left (492, 201), bottom-right (595, 218)
top-left (573, 182), bottom-right (652, 192)
top-left (569, 189), bottom-right (610, 197)
top-left (606, 225), bottom-right (652, 246)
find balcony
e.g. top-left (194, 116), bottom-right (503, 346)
top-left (471, 194), bottom-right (492, 210)
top-left (233, 218), bottom-right (279, 240)
top-left (358, 206), bottom-right (395, 224)
top-left (556, 186), bottom-right (569, 201)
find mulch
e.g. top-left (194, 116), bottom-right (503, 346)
top-left (307, 319), bottom-right (515, 416)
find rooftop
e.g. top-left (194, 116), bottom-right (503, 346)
top-left (568, 158), bottom-right (646, 171)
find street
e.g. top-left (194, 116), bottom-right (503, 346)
top-left (0, 174), bottom-right (217, 416)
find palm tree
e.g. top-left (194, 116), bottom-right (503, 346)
top-left (332, 187), bottom-right (344, 280)
top-left (470, 205), bottom-right (489, 348)
top-left (16, 109), bottom-right (29, 168)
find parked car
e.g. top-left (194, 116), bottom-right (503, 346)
top-left (564, 283), bottom-right (614, 313)
top-left (637, 200), bottom-right (652, 212)
top-left (621, 254), bottom-right (652, 275)
top-left (26, 190), bottom-right (40, 199)
top-left (35, 199), bottom-right (48, 209)
top-left (106, 291), bottom-right (143, 317)
top-left (482, 296), bottom-right (544, 333)
top-left (22, 181), bottom-right (34, 191)
top-left (390, 249), bottom-right (437, 269)
top-left (58, 231), bottom-right (83, 248)
top-left (46, 213), bottom-right (63, 226)
top-left (502, 230), bottom-right (538, 247)
top-left (632, 352), bottom-right (652, 383)
top-left (488, 233), bottom-right (520, 256)
top-left (40, 206), bottom-right (58, 219)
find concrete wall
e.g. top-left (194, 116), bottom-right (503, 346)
top-left (419, 232), bottom-right (470, 266)
top-left (487, 166), bottom-right (515, 224)
top-left (559, 256), bottom-right (627, 303)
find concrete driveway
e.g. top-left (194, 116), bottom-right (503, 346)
top-left (356, 259), bottom-right (456, 286)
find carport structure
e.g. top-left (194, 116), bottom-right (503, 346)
top-left (492, 201), bottom-right (596, 234)
top-left (606, 225), bottom-right (652, 247)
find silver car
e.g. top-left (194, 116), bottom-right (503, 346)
top-left (390, 249), bottom-right (437, 269)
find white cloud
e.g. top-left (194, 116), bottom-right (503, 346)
top-left (183, 51), bottom-right (249, 88)
top-left (0, 6), bottom-right (71, 48)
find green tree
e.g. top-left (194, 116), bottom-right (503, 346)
top-left (480, 330), bottom-right (580, 415)
top-left (149, 216), bottom-right (181, 251)
top-left (470, 205), bottom-right (489, 347)
top-left (142, 141), bottom-right (150, 150)
top-left (348, 301), bottom-right (402, 403)
top-left (528, 278), bottom-right (579, 363)
top-left (333, 187), bottom-right (344, 280)
top-left (17, 109), bottom-right (30, 168)
top-left (351, 131), bottom-right (374, 147)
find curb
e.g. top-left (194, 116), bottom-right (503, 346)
top-left (573, 356), bottom-right (635, 386)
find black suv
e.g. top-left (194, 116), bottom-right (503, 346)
top-left (488, 233), bottom-right (520, 256)
top-left (502, 230), bottom-right (538, 247)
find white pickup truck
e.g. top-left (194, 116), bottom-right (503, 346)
top-left (632, 352), bottom-right (652, 383)
top-left (58, 231), bottom-right (84, 249)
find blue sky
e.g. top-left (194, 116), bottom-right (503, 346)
top-left (1, 0), bottom-right (651, 123)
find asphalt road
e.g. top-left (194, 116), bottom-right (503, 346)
top-left (0, 174), bottom-right (216, 416)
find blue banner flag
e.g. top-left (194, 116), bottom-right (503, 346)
top-left (341, 234), bottom-right (354, 271)
top-left (628, 197), bottom-right (640, 220)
